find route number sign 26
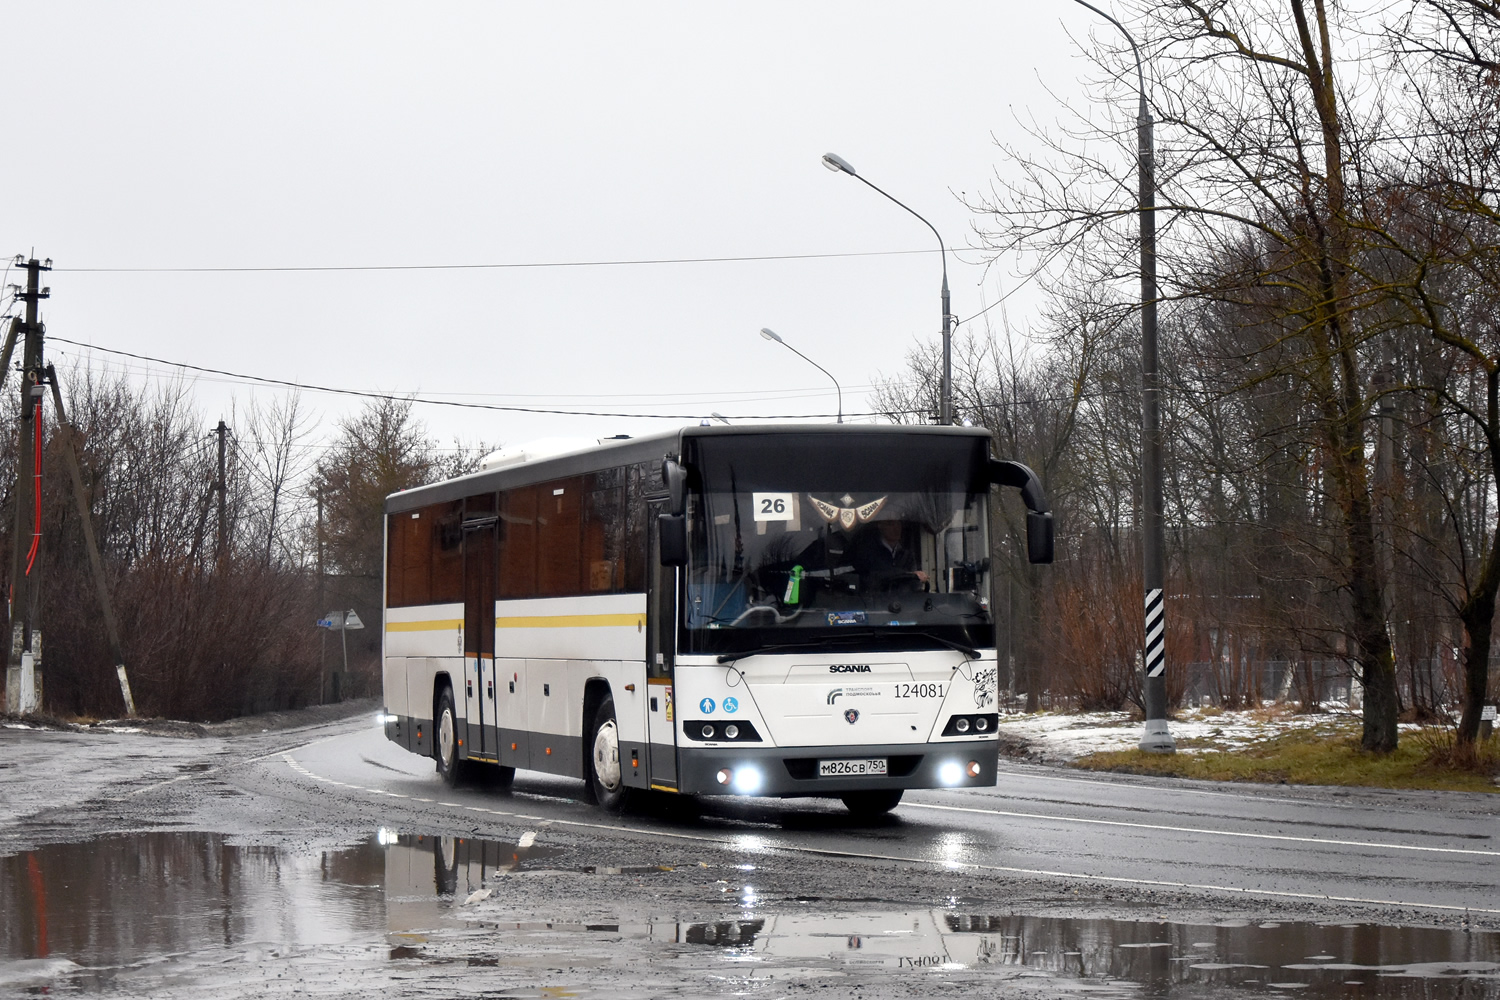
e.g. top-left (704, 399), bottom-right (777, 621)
top-left (753, 493), bottom-right (796, 522)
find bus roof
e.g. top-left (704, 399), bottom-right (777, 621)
top-left (383, 422), bottom-right (993, 514)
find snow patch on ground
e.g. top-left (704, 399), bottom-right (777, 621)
top-left (995, 706), bottom-right (1404, 763)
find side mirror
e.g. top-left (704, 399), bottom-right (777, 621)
top-left (662, 458), bottom-right (688, 515)
top-left (1026, 511), bottom-right (1054, 565)
top-left (990, 458), bottom-right (1056, 564)
top-left (659, 513), bottom-right (687, 566)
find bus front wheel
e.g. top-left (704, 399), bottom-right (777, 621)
top-left (588, 695), bottom-right (629, 812)
top-left (840, 789), bottom-right (903, 816)
top-left (435, 685), bottom-right (467, 788)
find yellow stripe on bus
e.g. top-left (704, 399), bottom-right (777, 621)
top-left (496, 613), bottom-right (645, 629)
top-left (385, 619), bottom-right (463, 632)
top-left (386, 613), bottom-right (643, 631)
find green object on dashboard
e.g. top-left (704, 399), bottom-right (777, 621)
top-left (784, 564), bottom-right (803, 605)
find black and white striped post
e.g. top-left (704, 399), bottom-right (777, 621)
top-left (1072, 0), bottom-right (1175, 752)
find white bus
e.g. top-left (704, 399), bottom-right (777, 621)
top-left (380, 424), bottom-right (1051, 815)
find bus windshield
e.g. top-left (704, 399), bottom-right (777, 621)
top-left (680, 432), bottom-right (993, 657)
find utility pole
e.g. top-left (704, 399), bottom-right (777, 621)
top-left (1, 256), bottom-right (136, 717)
top-left (216, 419), bottom-right (228, 565)
top-left (317, 484), bottom-right (326, 704)
top-left (1069, 0), bottom-right (1175, 751)
top-left (6, 257), bottom-right (50, 715)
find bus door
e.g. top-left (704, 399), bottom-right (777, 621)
top-left (462, 507), bottom-right (498, 760)
top-left (646, 499), bottom-right (678, 787)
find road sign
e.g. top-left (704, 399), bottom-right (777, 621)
top-left (317, 609), bottom-right (365, 631)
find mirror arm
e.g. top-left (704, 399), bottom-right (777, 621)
top-left (989, 459), bottom-right (1049, 513)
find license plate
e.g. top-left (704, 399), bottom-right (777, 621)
top-left (818, 758), bottom-right (888, 777)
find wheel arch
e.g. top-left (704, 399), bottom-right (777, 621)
top-left (581, 677), bottom-right (613, 781)
top-left (432, 671), bottom-right (455, 716)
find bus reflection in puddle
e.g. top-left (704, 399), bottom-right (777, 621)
top-left (380, 834), bottom-right (1500, 996)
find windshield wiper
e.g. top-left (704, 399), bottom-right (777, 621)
top-left (715, 632), bottom-right (871, 664)
top-left (715, 628), bottom-right (978, 664)
top-left (909, 629), bottom-right (979, 660)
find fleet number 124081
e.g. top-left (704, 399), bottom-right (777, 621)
top-left (894, 683), bottom-right (944, 699)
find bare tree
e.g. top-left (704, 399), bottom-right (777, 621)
top-left (974, 0), bottom-right (1408, 748)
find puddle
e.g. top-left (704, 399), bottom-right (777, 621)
top-left (0, 829), bottom-right (558, 991)
top-left (3, 831), bottom-right (1498, 996)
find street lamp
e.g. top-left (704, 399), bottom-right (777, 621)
top-left (821, 152), bottom-right (955, 425)
top-left (759, 328), bottom-right (842, 423)
top-left (1072, 0), bottom-right (1174, 753)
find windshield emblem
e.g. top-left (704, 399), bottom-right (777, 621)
top-left (844, 708), bottom-right (860, 724)
top-left (808, 494), bottom-right (886, 530)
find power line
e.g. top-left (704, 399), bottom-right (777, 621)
top-left (56, 351), bottom-right (884, 405)
top-left (48, 336), bottom-right (907, 420)
top-left (54, 247), bottom-right (946, 274)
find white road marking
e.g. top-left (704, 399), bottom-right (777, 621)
top-left (518, 831), bottom-right (537, 848)
top-left (278, 741), bottom-right (1500, 918)
top-left (991, 768), bottom-right (1374, 809)
top-left (904, 801), bottom-right (1500, 858)
top-left (118, 732), bottom-right (352, 799)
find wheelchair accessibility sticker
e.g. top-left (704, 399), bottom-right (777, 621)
top-left (723, 697), bottom-right (739, 714)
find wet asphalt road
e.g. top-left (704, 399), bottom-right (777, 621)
top-left (4, 710), bottom-right (1500, 998)
top-left (282, 718), bottom-right (1500, 920)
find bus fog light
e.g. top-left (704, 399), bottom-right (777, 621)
top-left (955, 717), bottom-right (970, 733)
top-left (966, 760), bottom-right (982, 778)
top-left (725, 724), bottom-right (739, 739)
top-left (702, 724), bottom-right (716, 738)
top-left (716, 768), bottom-right (732, 785)
top-left (731, 766), bottom-right (763, 794)
top-left (975, 717), bottom-right (989, 732)
top-left (939, 761), bottom-right (963, 786)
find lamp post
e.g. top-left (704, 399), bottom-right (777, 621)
top-left (821, 152), bottom-right (955, 425)
top-left (759, 328), bottom-right (842, 423)
top-left (1072, 0), bottom-right (1173, 753)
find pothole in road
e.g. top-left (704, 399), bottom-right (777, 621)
top-left (3, 831), bottom-right (1498, 997)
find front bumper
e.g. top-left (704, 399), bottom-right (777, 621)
top-left (676, 740), bottom-right (998, 797)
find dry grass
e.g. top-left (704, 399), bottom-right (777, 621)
top-left (1072, 720), bottom-right (1500, 793)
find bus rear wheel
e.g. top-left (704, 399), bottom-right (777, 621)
top-left (588, 695), bottom-right (629, 812)
top-left (840, 789), bottom-right (903, 816)
top-left (435, 685), bottom-right (467, 788)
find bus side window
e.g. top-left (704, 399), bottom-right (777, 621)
top-left (583, 483), bottom-right (624, 593)
top-left (499, 487), bottom-right (538, 598)
top-left (537, 476), bottom-right (583, 596)
top-left (431, 501), bottom-right (464, 604)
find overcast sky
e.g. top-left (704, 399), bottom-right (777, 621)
top-left (5, 2), bottom-right (1121, 455)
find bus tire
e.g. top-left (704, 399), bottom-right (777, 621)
top-left (840, 789), bottom-right (903, 816)
top-left (588, 695), bottom-right (629, 812)
top-left (435, 685), bottom-right (467, 788)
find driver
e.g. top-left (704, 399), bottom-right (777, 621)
top-left (848, 517), bottom-right (928, 593)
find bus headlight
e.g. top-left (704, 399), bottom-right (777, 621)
top-left (717, 768), bottom-right (732, 785)
top-left (702, 724), bottom-right (716, 739)
top-left (731, 766), bottom-right (764, 795)
top-left (939, 761), bottom-right (963, 786)
top-left (966, 760), bottom-right (982, 778)
top-left (955, 718), bottom-right (970, 733)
